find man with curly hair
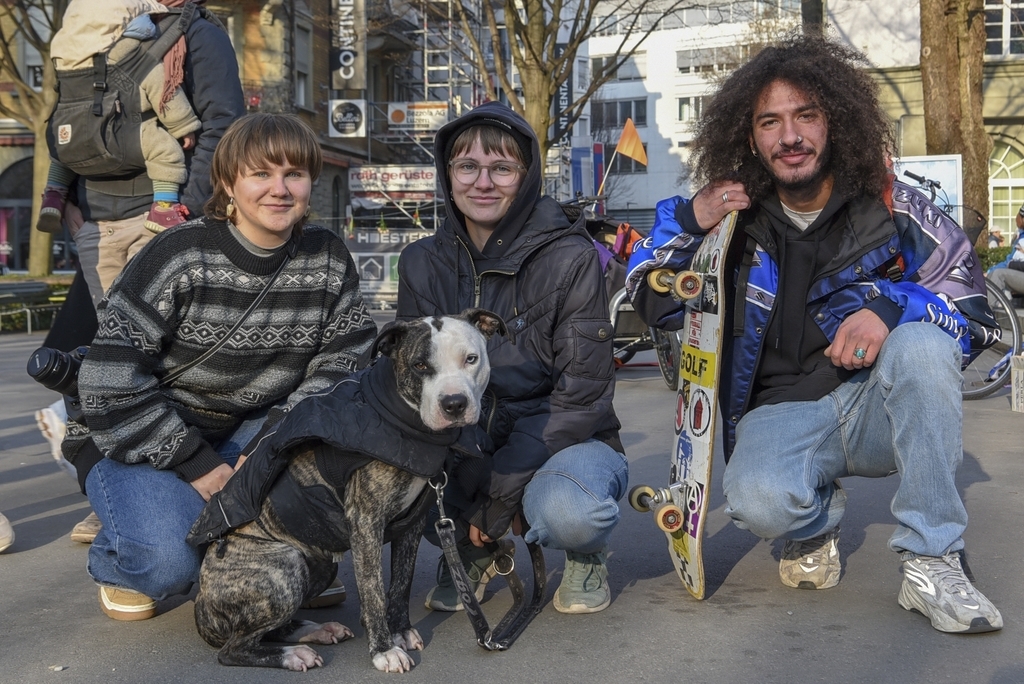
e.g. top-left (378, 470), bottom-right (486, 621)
top-left (627, 36), bottom-right (1002, 633)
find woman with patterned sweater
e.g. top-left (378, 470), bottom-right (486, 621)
top-left (62, 114), bottom-right (377, 621)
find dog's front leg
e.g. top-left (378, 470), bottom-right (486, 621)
top-left (387, 522), bottom-right (425, 653)
top-left (350, 522), bottom-right (415, 672)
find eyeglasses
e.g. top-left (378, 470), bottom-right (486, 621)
top-left (448, 159), bottom-right (526, 186)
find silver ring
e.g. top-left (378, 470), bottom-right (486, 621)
top-left (722, 191), bottom-right (729, 203)
top-left (854, 348), bottom-right (866, 359)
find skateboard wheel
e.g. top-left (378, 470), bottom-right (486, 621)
top-left (628, 485), bottom-right (657, 513)
top-left (673, 271), bottom-right (702, 300)
top-left (647, 269), bottom-right (674, 294)
top-left (654, 503), bottom-right (684, 533)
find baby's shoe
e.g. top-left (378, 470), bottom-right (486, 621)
top-left (144, 201), bottom-right (189, 233)
top-left (36, 186), bottom-right (69, 233)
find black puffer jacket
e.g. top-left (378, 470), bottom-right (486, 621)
top-left (397, 102), bottom-right (622, 538)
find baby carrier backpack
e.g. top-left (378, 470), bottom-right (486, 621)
top-left (45, 3), bottom-right (201, 178)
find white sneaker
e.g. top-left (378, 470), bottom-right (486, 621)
top-left (35, 404), bottom-right (75, 479)
top-left (899, 553), bottom-right (1003, 633)
top-left (0, 513), bottom-right (14, 553)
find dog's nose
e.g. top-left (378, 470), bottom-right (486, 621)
top-left (441, 394), bottom-right (468, 417)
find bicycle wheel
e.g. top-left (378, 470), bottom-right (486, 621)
top-left (652, 327), bottom-right (681, 390)
top-left (962, 280), bottom-right (1021, 399)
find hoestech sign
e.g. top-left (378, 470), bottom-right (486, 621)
top-left (332, 0), bottom-right (366, 90)
top-left (349, 165), bottom-right (437, 209)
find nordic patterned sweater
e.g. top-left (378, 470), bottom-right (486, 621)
top-left (62, 217), bottom-right (376, 483)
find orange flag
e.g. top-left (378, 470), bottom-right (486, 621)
top-left (616, 118), bottom-right (647, 165)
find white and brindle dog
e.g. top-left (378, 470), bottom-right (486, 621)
top-left (189, 309), bottom-right (504, 673)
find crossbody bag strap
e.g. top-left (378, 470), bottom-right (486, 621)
top-left (160, 253), bottom-right (292, 387)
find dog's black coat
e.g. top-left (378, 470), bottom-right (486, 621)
top-left (189, 311), bottom-right (501, 672)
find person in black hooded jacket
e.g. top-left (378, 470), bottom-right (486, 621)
top-left (397, 101), bottom-right (626, 614)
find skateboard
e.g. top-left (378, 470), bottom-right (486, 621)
top-left (629, 211), bottom-right (738, 600)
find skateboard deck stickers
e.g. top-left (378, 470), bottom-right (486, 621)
top-left (666, 211), bottom-right (737, 599)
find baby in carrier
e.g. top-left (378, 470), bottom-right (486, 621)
top-left (38, 0), bottom-right (201, 234)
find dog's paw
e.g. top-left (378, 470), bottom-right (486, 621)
top-left (281, 645), bottom-right (323, 672)
top-left (393, 628), bottom-right (424, 651)
top-left (299, 621), bottom-right (354, 645)
top-left (372, 646), bottom-right (414, 673)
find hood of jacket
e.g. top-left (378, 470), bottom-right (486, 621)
top-left (433, 101), bottom-right (544, 260)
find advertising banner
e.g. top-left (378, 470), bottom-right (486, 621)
top-left (329, 99), bottom-right (366, 138)
top-left (349, 165), bottom-right (436, 209)
top-left (387, 102), bottom-right (449, 131)
top-left (332, 0), bottom-right (366, 90)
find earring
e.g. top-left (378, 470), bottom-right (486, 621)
top-left (751, 148), bottom-right (758, 157)
top-left (225, 197), bottom-right (236, 219)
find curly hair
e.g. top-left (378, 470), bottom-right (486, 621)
top-left (689, 35), bottom-right (895, 204)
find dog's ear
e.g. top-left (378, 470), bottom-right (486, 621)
top-left (369, 320), bottom-right (408, 360)
top-left (459, 308), bottom-right (507, 339)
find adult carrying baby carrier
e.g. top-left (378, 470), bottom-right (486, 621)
top-left (45, 3), bottom-right (203, 178)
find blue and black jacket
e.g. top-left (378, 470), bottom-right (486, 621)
top-left (627, 179), bottom-right (998, 461)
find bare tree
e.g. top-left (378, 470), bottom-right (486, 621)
top-left (0, 0), bottom-right (67, 276)
top-left (433, 0), bottom-right (729, 160)
top-left (919, 0), bottom-right (990, 246)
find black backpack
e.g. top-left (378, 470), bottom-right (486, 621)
top-left (45, 3), bottom-right (202, 179)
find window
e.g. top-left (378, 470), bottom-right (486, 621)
top-left (677, 46), bottom-right (748, 74)
top-left (294, 22), bottom-right (313, 108)
top-left (985, 1), bottom-right (1024, 57)
top-left (678, 96), bottom-right (705, 122)
top-left (592, 99), bottom-right (647, 131)
top-left (595, 15), bottom-right (619, 36)
top-left (989, 139), bottom-right (1024, 236)
top-left (577, 59), bottom-right (589, 90)
top-left (608, 144), bottom-right (648, 175)
top-left (591, 54), bottom-right (647, 82)
top-left (616, 53), bottom-right (646, 80)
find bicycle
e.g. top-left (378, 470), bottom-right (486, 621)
top-left (901, 171), bottom-right (1022, 398)
top-left (561, 195), bottom-right (680, 389)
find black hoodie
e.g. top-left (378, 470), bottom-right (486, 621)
top-left (396, 102), bottom-right (622, 539)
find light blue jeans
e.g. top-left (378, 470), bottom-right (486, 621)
top-left (423, 440), bottom-right (628, 555)
top-left (522, 440), bottom-right (629, 554)
top-left (85, 413), bottom-right (266, 599)
top-left (722, 322), bottom-right (967, 558)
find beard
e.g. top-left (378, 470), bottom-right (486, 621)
top-left (762, 142), bottom-right (831, 195)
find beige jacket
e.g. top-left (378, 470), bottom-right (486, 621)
top-left (51, 0), bottom-right (170, 70)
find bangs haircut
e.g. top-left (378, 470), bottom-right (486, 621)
top-left (451, 125), bottom-right (525, 166)
top-left (690, 34), bottom-right (895, 205)
top-left (205, 113), bottom-right (323, 221)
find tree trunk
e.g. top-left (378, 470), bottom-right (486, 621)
top-left (920, 0), bottom-right (991, 247)
top-left (28, 128), bottom-right (53, 277)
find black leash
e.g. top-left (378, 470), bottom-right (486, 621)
top-left (431, 475), bottom-right (547, 651)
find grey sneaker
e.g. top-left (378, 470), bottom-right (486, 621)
top-left (898, 553), bottom-right (1003, 633)
top-left (779, 527), bottom-right (841, 589)
top-left (553, 550), bottom-right (611, 614)
top-left (424, 539), bottom-right (513, 612)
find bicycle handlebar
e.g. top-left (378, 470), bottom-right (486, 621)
top-left (903, 170), bottom-right (941, 189)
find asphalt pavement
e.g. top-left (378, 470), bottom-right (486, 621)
top-left (2, 319), bottom-right (1023, 683)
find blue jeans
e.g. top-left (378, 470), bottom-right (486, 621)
top-left (423, 440), bottom-right (628, 555)
top-left (722, 322), bottom-right (967, 558)
top-left (86, 413), bottom-right (267, 599)
top-left (522, 440), bottom-right (629, 554)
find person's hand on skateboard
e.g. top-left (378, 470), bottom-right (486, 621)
top-left (824, 308), bottom-right (889, 370)
top-left (693, 181), bottom-right (750, 230)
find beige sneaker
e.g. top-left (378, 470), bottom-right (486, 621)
top-left (99, 586), bottom-right (156, 621)
top-left (779, 527), bottom-right (841, 589)
top-left (0, 513), bottom-right (14, 553)
top-left (301, 577), bottom-right (347, 608)
top-left (70, 511), bottom-right (102, 544)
